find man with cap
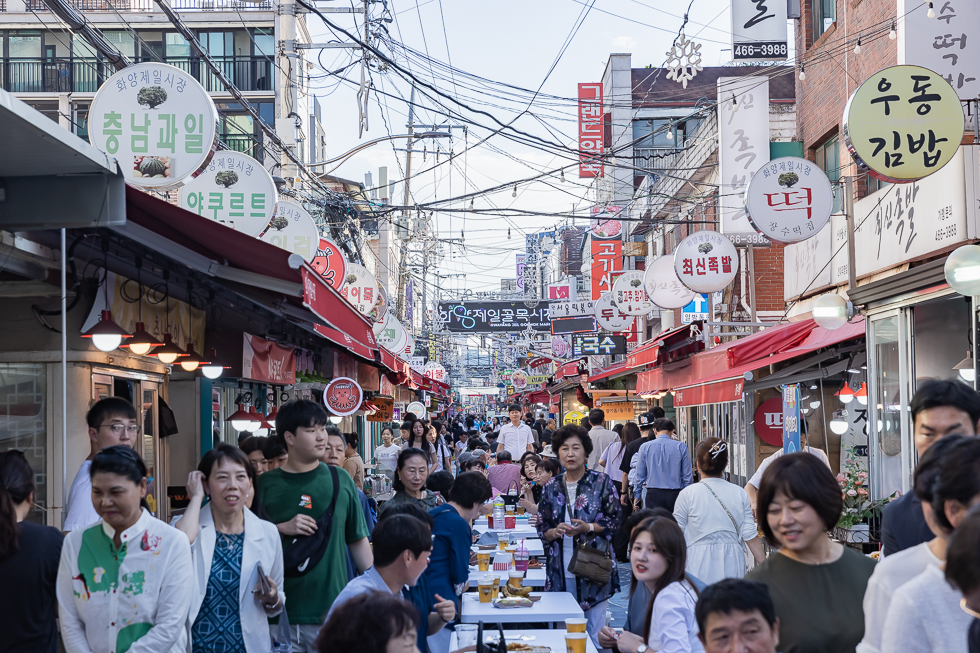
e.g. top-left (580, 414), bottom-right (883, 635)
top-left (618, 408), bottom-right (663, 507)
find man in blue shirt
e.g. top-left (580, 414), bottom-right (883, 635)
top-left (634, 418), bottom-right (693, 512)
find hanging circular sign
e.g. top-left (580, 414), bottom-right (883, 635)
top-left (511, 370), bottom-right (528, 390)
top-left (375, 313), bottom-right (407, 352)
top-left (744, 157), bottom-right (834, 244)
top-left (551, 335), bottom-right (570, 358)
top-left (843, 65), bottom-right (964, 183)
top-left (260, 200), bottom-right (320, 261)
top-left (563, 410), bottom-right (585, 426)
top-left (339, 264), bottom-right (380, 316)
top-left (594, 292), bottom-right (635, 332)
top-left (611, 270), bottom-right (655, 315)
top-left (406, 401), bottom-right (427, 420)
top-left (311, 237), bottom-right (347, 291)
top-left (590, 210), bottom-right (623, 240)
top-left (673, 231), bottom-right (739, 294)
top-left (424, 361), bottom-right (447, 383)
top-left (179, 151), bottom-right (278, 237)
top-left (323, 377), bottom-right (363, 417)
top-left (89, 62), bottom-right (219, 189)
top-left (754, 397), bottom-right (784, 447)
top-left (403, 331), bottom-right (415, 358)
top-left (643, 255), bottom-right (696, 309)
top-left (368, 285), bottom-right (389, 324)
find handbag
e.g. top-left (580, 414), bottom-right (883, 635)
top-left (701, 480), bottom-right (752, 572)
top-left (501, 479), bottom-right (521, 507)
top-left (282, 465), bottom-right (339, 577)
top-left (560, 477), bottom-right (613, 585)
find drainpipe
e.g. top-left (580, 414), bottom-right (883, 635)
top-left (739, 249), bottom-right (752, 318)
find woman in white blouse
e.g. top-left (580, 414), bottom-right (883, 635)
top-left (673, 438), bottom-right (765, 585)
top-left (600, 515), bottom-right (704, 653)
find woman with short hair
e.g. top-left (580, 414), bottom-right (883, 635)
top-left (317, 591), bottom-right (421, 653)
top-left (672, 437), bottom-right (764, 585)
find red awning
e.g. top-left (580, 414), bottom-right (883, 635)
top-left (626, 342), bottom-right (659, 369)
top-left (636, 368), bottom-right (665, 395)
top-left (526, 390), bottom-right (551, 404)
top-left (313, 324), bottom-right (376, 361)
top-left (588, 361), bottom-right (629, 383)
top-left (300, 266), bottom-right (377, 354)
top-left (555, 360), bottom-right (583, 379)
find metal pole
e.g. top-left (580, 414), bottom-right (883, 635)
top-left (844, 176), bottom-right (857, 292)
top-left (747, 244), bottom-right (758, 323)
top-left (60, 228), bottom-right (67, 527)
top-left (395, 86), bottom-right (416, 321)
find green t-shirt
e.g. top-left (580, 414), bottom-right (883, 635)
top-left (256, 462), bottom-right (369, 624)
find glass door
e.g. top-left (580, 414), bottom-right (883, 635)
top-left (867, 314), bottom-right (912, 499)
top-left (140, 382), bottom-right (165, 522)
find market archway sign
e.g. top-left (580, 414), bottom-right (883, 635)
top-left (673, 231), bottom-right (739, 294)
top-left (745, 157), bottom-right (834, 244)
top-left (843, 65), bottom-right (964, 183)
top-left (89, 62), bottom-right (219, 189)
top-left (179, 151), bottom-right (278, 237)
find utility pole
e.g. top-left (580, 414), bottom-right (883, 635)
top-left (396, 85), bottom-right (417, 322)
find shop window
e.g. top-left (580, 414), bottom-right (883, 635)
top-left (103, 31), bottom-right (136, 59)
top-left (813, 0), bottom-right (836, 41)
top-left (0, 364), bottom-right (47, 524)
top-left (165, 33), bottom-right (191, 61)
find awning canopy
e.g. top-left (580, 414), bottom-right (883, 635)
top-left (555, 360), bottom-right (583, 379)
top-left (588, 361), bottom-right (630, 383)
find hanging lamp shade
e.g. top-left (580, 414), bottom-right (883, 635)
top-left (266, 405), bottom-right (279, 422)
top-left (201, 348), bottom-right (230, 380)
top-left (836, 385), bottom-right (855, 404)
top-left (246, 406), bottom-right (263, 431)
top-left (82, 310), bottom-right (132, 353)
top-left (152, 334), bottom-right (188, 364)
top-left (122, 322), bottom-right (162, 356)
top-left (226, 404), bottom-right (253, 432)
top-left (854, 382), bottom-right (868, 406)
top-left (179, 343), bottom-right (209, 372)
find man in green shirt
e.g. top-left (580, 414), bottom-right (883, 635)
top-left (255, 400), bottom-right (372, 651)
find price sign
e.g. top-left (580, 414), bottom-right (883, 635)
top-left (179, 151), bottom-right (277, 237)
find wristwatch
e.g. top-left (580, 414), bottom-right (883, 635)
top-left (636, 645), bottom-right (649, 653)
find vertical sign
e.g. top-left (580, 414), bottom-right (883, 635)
top-left (516, 253), bottom-right (527, 293)
top-left (782, 384), bottom-right (801, 454)
top-left (731, 0), bottom-right (788, 61)
top-left (901, 0), bottom-right (980, 98)
top-left (589, 239), bottom-right (622, 300)
top-left (718, 76), bottom-right (770, 244)
top-left (578, 83), bottom-right (604, 178)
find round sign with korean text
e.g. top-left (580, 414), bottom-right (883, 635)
top-left (260, 200), bottom-right (320, 262)
top-left (843, 65), bottom-right (964, 183)
top-left (406, 401), bottom-right (427, 420)
top-left (551, 335), bottom-right (571, 358)
top-left (179, 151), bottom-right (277, 237)
top-left (563, 410), bottom-right (585, 426)
top-left (673, 231), bottom-right (739, 294)
top-left (403, 331), bottom-right (416, 358)
top-left (323, 377), bottom-right (363, 417)
top-left (594, 292), bottom-right (635, 332)
top-left (89, 62), bottom-right (219, 189)
top-left (339, 263), bottom-right (380, 317)
top-left (754, 397), bottom-right (784, 446)
top-left (375, 313), bottom-right (407, 352)
top-left (424, 361), bottom-right (447, 383)
top-left (311, 237), bottom-right (347, 292)
top-left (511, 370), bottom-right (528, 390)
top-left (745, 157), bottom-right (834, 244)
top-left (368, 285), bottom-right (389, 324)
top-left (643, 255), bottom-right (696, 309)
top-left (611, 270), bottom-right (655, 315)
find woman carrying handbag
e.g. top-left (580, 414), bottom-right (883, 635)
top-left (537, 425), bottom-right (622, 649)
top-left (672, 438), bottom-right (765, 585)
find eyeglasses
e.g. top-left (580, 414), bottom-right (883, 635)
top-left (99, 424), bottom-right (141, 437)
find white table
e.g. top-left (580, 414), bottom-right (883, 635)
top-left (474, 522), bottom-right (540, 537)
top-left (460, 591), bottom-right (584, 624)
top-left (451, 629), bottom-right (598, 653)
top-left (466, 567), bottom-right (547, 588)
top-left (473, 540), bottom-right (544, 557)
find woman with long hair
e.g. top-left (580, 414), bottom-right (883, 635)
top-left (673, 437), bottom-right (765, 584)
top-left (379, 448), bottom-right (439, 516)
top-left (404, 419), bottom-right (437, 474)
top-left (427, 421), bottom-right (452, 474)
top-left (0, 451), bottom-right (63, 653)
top-left (58, 445), bottom-right (192, 653)
top-left (600, 515), bottom-right (703, 653)
top-left (599, 421), bottom-right (640, 486)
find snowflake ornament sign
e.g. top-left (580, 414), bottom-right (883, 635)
top-left (612, 270), bottom-right (655, 315)
top-left (665, 31), bottom-right (703, 89)
top-left (674, 231), bottom-right (739, 294)
top-left (89, 62), bottom-right (219, 189)
top-left (594, 292), bottom-right (635, 332)
top-left (745, 157), bottom-right (834, 244)
top-left (643, 255), bottom-right (696, 309)
top-left (259, 200), bottom-right (319, 261)
top-left (179, 151), bottom-right (277, 237)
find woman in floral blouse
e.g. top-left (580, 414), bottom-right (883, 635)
top-left (537, 425), bottom-right (622, 648)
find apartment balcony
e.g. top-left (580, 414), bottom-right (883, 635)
top-left (220, 132), bottom-right (265, 163)
top-left (20, 0), bottom-right (271, 11)
top-left (634, 147), bottom-right (683, 175)
top-left (1, 55), bottom-right (273, 93)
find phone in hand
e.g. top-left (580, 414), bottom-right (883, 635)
top-left (256, 562), bottom-right (271, 596)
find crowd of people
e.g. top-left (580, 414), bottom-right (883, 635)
top-left (1, 385), bottom-right (980, 653)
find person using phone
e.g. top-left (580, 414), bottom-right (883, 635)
top-left (176, 443), bottom-right (285, 653)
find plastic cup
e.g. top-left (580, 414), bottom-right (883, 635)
top-left (477, 552), bottom-right (490, 571)
top-left (491, 575), bottom-right (501, 596)
top-left (565, 618), bottom-right (588, 633)
top-left (565, 632), bottom-right (588, 653)
top-left (505, 505), bottom-right (515, 515)
top-left (456, 624), bottom-right (478, 648)
top-left (517, 505), bottom-right (526, 515)
top-left (498, 532), bottom-right (509, 550)
top-left (478, 578), bottom-right (493, 603)
top-left (508, 570), bottom-right (524, 589)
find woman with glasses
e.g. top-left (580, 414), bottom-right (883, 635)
top-left (0, 450), bottom-right (64, 653)
top-left (58, 445), bottom-right (192, 653)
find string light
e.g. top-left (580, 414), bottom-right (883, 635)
top-left (512, 184), bottom-right (517, 198)
top-left (853, 36), bottom-right (862, 54)
top-left (560, 170), bottom-right (565, 183)
top-left (889, 21), bottom-right (896, 40)
top-left (665, 124), bottom-right (673, 141)
top-left (507, 227), bottom-right (511, 239)
top-left (799, 64), bottom-right (806, 80)
top-left (468, 198), bottom-right (474, 211)
top-left (927, 2), bottom-right (935, 18)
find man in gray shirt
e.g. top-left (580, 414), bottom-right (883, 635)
top-left (586, 408), bottom-right (619, 470)
top-left (634, 418), bottom-right (693, 511)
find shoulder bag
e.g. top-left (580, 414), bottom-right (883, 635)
top-left (560, 476), bottom-right (613, 585)
top-left (282, 464), bottom-right (339, 577)
top-left (701, 480), bottom-right (752, 572)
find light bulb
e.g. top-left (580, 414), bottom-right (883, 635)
top-left (889, 22), bottom-right (896, 39)
top-left (247, 419), bottom-right (262, 431)
top-left (231, 419), bottom-right (251, 432)
top-left (329, 415), bottom-right (343, 424)
top-left (853, 38), bottom-right (861, 54)
top-left (961, 368), bottom-right (976, 382)
top-left (202, 365), bottom-right (224, 379)
top-left (666, 128), bottom-right (673, 141)
top-left (254, 426), bottom-right (269, 437)
top-left (512, 185), bottom-right (517, 198)
top-left (129, 342), bottom-right (153, 356)
top-left (830, 417), bottom-right (849, 435)
top-left (507, 228), bottom-right (511, 239)
top-left (92, 333), bottom-right (123, 352)
top-left (927, 2), bottom-right (935, 18)
top-left (157, 351), bottom-right (179, 364)
top-left (799, 66), bottom-right (806, 80)
top-left (731, 94), bottom-right (738, 111)
top-left (180, 359), bottom-right (200, 372)
top-left (809, 400), bottom-right (821, 409)
top-left (560, 170), bottom-right (565, 183)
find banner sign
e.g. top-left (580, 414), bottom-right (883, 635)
top-left (902, 2), bottom-right (980, 99)
top-left (437, 302), bottom-right (551, 332)
top-left (260, 200), bottom-right (319, 262)
top-left (324, 377), bottom-right (363, 417)
top-left (516, 253), bottom-right (527, 293)
top-left (571, 334), bottom-right (628, 357)
top-left (718, 76), bottom-right (771, 244)
top-left (578, 82), bottom-right (604, 178)
top-left (551, 315), bottom-right (598, 335)
top-left (597, 401), bottom-right (635, 421)
top-left (782, 384), bottom-right (801, 454)
top-left (242, 332), bottom-right (296, 384)
top-left (590, 239), bottom-right (623, 300)
top-left (551, 300), bottom-right (596, 318)
top-left (731, 0), bottom-right (788, 61)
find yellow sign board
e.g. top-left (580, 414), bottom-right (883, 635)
top-left (599, 402), bottom-right (636, 421)
top-left (843, 65), bottom-right (963, 183)
top-left (563, 410), bottom-right (586, 426)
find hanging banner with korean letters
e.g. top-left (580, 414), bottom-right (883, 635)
top-left (339, 263), bottom-right (380, 317)
top-left (572, 334), bottom-right (628, 357)
top-left (590, 238), bottom-right (623, 300)
top-left (843, 65), bottom-right (963, 183)
top-left (900, 0), bottom-right (980, 99)
top-left (311, 237), bottom-right (347, 291)
top-left (674, 231), bottom-right (739, 294)
top-left (437, 302), bottom-right (551, 333)
top-left (594, 292), bottom-right (635, 332)
top-left (578, 83), bottom-right (604, 178)
top-left (550, 300), bottom-right (595, 318)
top-left (260, 200), bottom-right (319, 262)
top-left (179, 151), bottom-right (278, 237)
top-left (242, 333), bottom-right (296, 384)
top-left (644, 255), bottom-right (696, 309)
top-left (731, 0), bottom-right (788, 61)
top-left (718, 76), bottom-right (771, 244)
top-left (782, 384), bottom-right (801, 453)
top-left (324, 377), bottom-right (363, 417)
top-left (611, 270), bottom-right (654, 315)
top-left (89, 62), bottom-right (219, 189)
top-left (745, 157), bottom-right (834, 243)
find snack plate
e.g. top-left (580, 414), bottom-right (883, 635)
top-left (492, 597), bottom-right (532, 608)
